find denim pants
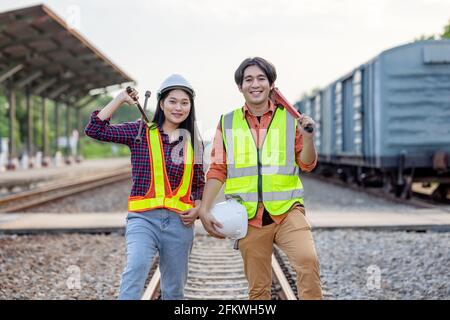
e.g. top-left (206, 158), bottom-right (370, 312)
top-left (118, 209), bottom-right (194, 300)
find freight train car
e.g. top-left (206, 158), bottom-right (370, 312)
top-left (295, 40), bottom-right (450, 199)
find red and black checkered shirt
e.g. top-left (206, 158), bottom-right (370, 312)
top-left (84, 110), bottom-right (205, 201)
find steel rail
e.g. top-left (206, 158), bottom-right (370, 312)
top-left (0, 168), bottom-right (131, 213)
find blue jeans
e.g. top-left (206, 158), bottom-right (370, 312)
top-left (118, 209), bottom-right (194, 300)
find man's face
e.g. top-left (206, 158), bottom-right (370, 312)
top-left (239, 65), bottom-right (274, 106)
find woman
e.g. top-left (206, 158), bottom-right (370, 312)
top-left (85, 74), bottom-right (205, 300)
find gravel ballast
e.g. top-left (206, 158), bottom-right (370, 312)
top-left (0, 233), bottom-right (125, 300)
top-left (2, 173), bottom-right (448, 300)
top-left (1, 229), bottom-right (448, 300)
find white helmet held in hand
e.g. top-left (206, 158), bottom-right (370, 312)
top-left (210, 199), bottom-right (248, 239)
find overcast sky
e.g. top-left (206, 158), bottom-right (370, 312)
top-left (1, 0), bottom-right (450, 141)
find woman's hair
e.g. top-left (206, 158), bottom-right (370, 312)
top-left (149, 89), bottom-right (204, 165)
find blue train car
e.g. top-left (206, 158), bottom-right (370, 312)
top-left (296, 40), bottom-right (450, 198)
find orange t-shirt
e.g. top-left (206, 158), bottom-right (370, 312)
top-left (206, 101), bottom-right (317, 228)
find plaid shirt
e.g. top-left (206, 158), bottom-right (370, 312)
top-left (84, 110), bottom-right (205, 201)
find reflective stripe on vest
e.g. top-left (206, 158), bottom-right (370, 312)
top-left (221, 107), bottom-right (304, 219)
top-left (128, 125), bottom-right (194, 213)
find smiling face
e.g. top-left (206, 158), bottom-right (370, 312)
top-left (160, 89), bottom-right (192, 126)
top-left (239, 65), bottom-right (274, 107)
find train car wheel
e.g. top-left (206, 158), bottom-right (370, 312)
top-left (431, 184), bottom-right (450, 202)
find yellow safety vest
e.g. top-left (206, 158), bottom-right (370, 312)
top-left (221, 107), bottom-right (304, 219)
top-left (128, 124), bottom-right (194, 213)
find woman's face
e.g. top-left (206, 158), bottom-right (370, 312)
top-left (160, 89), bottom-right (191, 126)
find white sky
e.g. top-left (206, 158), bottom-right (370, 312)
top-left (1, 0), bottom-right (450, 141)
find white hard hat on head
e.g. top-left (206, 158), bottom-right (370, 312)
top-left (210, 199), bottom-right (248, 240)
top-left (157, 74), bottom-right (195, 100)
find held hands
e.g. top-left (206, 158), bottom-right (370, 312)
top-left (298, 115), bottom-right (315, 140)
top-left (198, 207), bottom-right (226, 239)
top-left (116, 88), bottom-right (139, 106)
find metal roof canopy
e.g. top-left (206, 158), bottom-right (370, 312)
top-left (0, 4), bottom-right (135, 106)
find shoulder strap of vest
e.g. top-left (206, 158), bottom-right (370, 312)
top-left (221, 107), bottom-right (243, 146)
top-left (147, 122), bottom-right (158, 131)
top-left (279, 106), bottom-right (297, 130)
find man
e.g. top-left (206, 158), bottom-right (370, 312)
top-left (199, 57), bottom-right (323, 300)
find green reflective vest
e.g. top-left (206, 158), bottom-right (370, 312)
top-left (221, 107), bottom-right (304, 219)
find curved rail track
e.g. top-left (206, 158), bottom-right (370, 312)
top-left (0, 168), bottom-right (131, 213)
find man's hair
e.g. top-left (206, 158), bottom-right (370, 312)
top-left (234, 57), bottom-right (277, 87)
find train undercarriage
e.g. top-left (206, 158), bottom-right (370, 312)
top-left (315, 153), bottom-right (450, 201)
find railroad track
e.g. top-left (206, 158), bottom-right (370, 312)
top-left (0, 167), bottom-right (131, 213)
top-left (273, 245), bottom-right (333, 299)
top-left (309, 173), bottom-right (450, 213)
top-left (142, 234), bottom-right (298, 300)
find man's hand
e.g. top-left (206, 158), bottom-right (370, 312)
top-left (198, 208), bottom-right (226, 239)
top-left (298, 114), bottom-right (315, 140)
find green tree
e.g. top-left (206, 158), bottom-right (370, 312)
top-left (442, 19), bottom-right (450, 39)
top-left (0, 90), bottom-right (7, 139)
top-left (415, 34), bottom-right (436, 41)
top-left (0, 90), bottom-right (152, 159)
top-left (415, 19), bottom-right (450, 41)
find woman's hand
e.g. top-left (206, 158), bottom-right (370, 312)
top-left (97, 88), bottom-right (139, 121)
top-left (116, 88), bottom-right (139, 106)
top-left (181, 206), bottom-right (201, 227)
